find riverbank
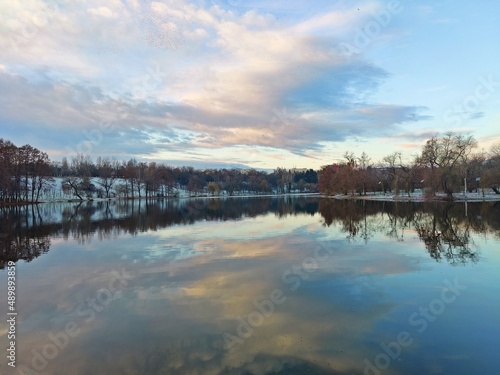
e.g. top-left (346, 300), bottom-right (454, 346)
top-left (2, 191), bottom-right (500, 206)
top-left (326, 191), bottom-right (500, 202)
top-left (0, 192), bottom-right (322, 206)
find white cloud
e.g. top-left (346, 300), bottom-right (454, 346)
top-left (183, 27), bottom-right (209, 40)
top-left (0, 0), bottom-right (438, 167)
top-left (294, 2), bottom-right (381, 34)
top-left (87, 6), bottom-right (118, 19)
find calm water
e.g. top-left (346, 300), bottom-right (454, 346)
top-left (1, 197), bottom-right (499, 375)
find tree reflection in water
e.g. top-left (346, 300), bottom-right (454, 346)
top-left (412, 204), bottom-right (478, 264)
top-left (1, 197), bottom-right (499, 268)
top-left (319, 199), bottom-right (500, 265)
top-left (0, 204), bottom-right (51, 269)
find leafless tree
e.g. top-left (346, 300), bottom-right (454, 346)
top-left (96, 156), bottom-right (119, 198)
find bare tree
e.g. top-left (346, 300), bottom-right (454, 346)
top-left (123, 159), bottom-right (138, 197)
top-left (144, 162), bottom-right (161, 198)
top-left (358, 151), bottom-right (371, 195)
top-left (383, 152), bottom-right (400, 194)
top-left (31, 148), bottom-right (53, 201)
top-left (96, 157), bottom-right (118, 198)
top-left (418, 133), bottom-right (477, 199)
top-left (62, 154), bottom-right (94, 200)
top-left (0, 140), bottom-right (53, 202)
top-left (207, 181), bottom-right (221, 196)
top-left (491, 142), bottom-right (500, 158)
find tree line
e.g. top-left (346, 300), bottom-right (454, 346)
top-left (56, 156), bottom-right (318, 199)
top-left (0, 139), bottom-right (52, 202)
top-left (0, 138), bottom-right (318, 202)
top-left (319, 133), bottom-right (500, 200)
top-left (2, 132), bottom-right (499, 203)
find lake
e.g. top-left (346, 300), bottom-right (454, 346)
top-left (1, 197), bottom-right (499, 375)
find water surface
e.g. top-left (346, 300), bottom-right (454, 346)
top-left (1, 197), bottom-right (499, 374)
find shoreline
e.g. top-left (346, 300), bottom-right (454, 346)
top-left (324, 192), bottom-right (500, 203)
top-left (2, 191), bottom-right (500, 206)
top-left (0, 192), bottom-right (322, 207)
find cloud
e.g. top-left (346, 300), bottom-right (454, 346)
top-left (294, 2), bottom-right (381, 34)
top-left (392, 130), bottom-right (440, 141)
top-left (468, 112), bottom-right (484, 120)
top-left (0, 0), bottom-right (432, 167)
top-left (87, 6), bottom-right (118, 19)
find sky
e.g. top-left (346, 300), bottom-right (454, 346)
top-left (1, 0), bottom-right (499, 170)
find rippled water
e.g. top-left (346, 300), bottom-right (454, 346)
top-left (1, 197), bottom-right (499, 374)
